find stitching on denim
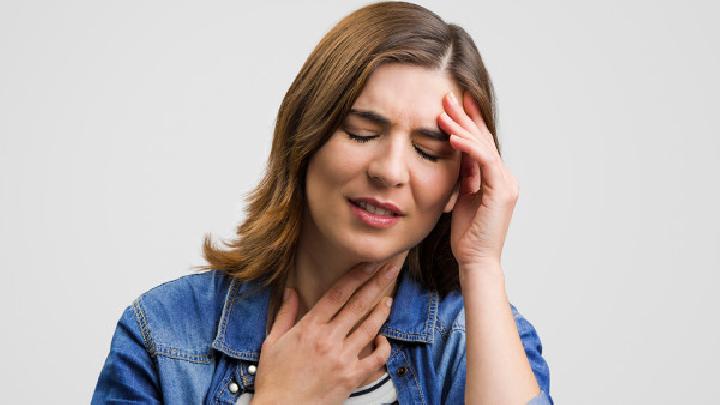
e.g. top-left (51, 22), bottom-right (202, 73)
top-left (381, 291), bottom-right (438, 344)
top-left (398, 349), bottom-right (426, 404)
top-left (132, 297), bottom-right (157, 356)
top-left (215, 278), bottom-right (240, 347)
top-left (424, 291), bottom-right (439, 344)
top-left (436, 322), bottom-right (452, 338)
top-left (450, 307), bottom-right (466, 334)
top-left (135, 286), bottom-right (219, 364)
top-left (135, 294), bottom-right (216, 363)
top-left (211, 342), bottom-right (260, 361)
top-left (153, 345), bottom-right (213, 364)
top-left (437, 315), bottom-right (447, 332)
top-left (213, 370), bottom-right (233, 405)
top-left (383, 327), bottom-right (426, 337)
top-left (210, 278), bottom-right (265, 362)
top-left (381, 327), bottom-right (432, 342)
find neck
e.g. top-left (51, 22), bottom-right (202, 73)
top-left (283, 216), bottom-right (399, 323)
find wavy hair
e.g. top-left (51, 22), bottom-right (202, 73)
top-left (194, 1), bottom-right (500, 316)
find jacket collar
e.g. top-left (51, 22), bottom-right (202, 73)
top-left (211, 263), bottom-right (439, 361)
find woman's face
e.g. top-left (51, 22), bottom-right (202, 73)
top-left (304, 63), bottom-right (463, 262)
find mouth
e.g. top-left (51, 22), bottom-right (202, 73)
top-left (347, 197), bottom-right (404, 229)
top-left (347, 197), bottom-right (404, 217)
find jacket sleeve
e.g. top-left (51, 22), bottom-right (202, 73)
top-left (511, 303), bottom-right (554, 405)
top-left (91, 304), bottom-right (162, 404)
top-left (443, 303), bottom-right (554, 405)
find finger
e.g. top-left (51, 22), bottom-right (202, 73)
top-left (460, 152), bottom-right (481, 196)
top-left (440, 110), bottom-right (498, 179)
top-left (266, 288), bottom-right (298, 344)
top-left (461, 91), bottom-right (498, 147)
top-left (356, 334), bottom-right (392, 376)
top-left (449, 134), bottom-right (504, 190)
top-left (344, 297), bottom-right (393, 354)
top-left (439, 107), bottom-right (495, 149)
top-left (438, 110), bottom-right (474, 142)
top-left (462, 91), bottom-right (486, 133)
top-left (305, 261), bottom-right (383, 324)
top-left (443, 92), bottom-right (476, 133)
top-left (330, 262), bottom-right (401, 337)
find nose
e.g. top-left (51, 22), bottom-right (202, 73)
top-left (366, 135), bottom-right (409, 188)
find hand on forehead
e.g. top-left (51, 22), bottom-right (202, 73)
top-left (352, 63), bottom-right (464, 132)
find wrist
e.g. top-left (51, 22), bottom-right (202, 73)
top-left (459, 260), bottom-right (503, 275)
top-left (458, 261), bottom-right (505, 289)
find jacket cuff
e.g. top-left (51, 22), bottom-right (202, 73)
top-left (527, 389), bottom-right (554, 405)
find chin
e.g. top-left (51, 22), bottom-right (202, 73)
top-left (342, 237), bottom-right (408, 263)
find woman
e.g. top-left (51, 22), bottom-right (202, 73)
top-left (92, 2), bottom-right (553, 404)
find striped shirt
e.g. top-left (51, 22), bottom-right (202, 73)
top-left (236, 371), bottom-right (398, 404)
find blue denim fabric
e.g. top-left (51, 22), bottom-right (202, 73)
top-left (92, 265), bottom-right (553, 404)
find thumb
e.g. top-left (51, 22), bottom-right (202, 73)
top-left (266, 288), bottom-right (298, 343)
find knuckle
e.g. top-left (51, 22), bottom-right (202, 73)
top-left (371, 302), bottom-right (390, 324)
top-left (344, 297), bottom-right (367, 315)
top-left (375, 343), bottom-right (391, 364)
top-left (338, 369), bottom-right (359, 390)
top-left (371, 273), bottom-right (390, 289)
top-left (369, 353), bottom-right (384, 370)
top-left (505, 189), bottom-right (519, 205)
top-left (297, 322), bottom-right (318, 343)
top-left (313, 335), bottom-right (334, 354)
top-left (354, 322), bottom-right (374, 342)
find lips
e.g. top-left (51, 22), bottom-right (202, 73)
top-left (347, 197), bottom-right (405, 216)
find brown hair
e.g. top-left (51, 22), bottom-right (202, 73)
top-left (194, 1), bottom-right (501, 316)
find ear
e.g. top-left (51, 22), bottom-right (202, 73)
top-left (443, 181), bottom-right (460, 213)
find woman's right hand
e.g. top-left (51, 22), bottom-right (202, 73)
top-left (251, 254), bottom-right (406, 405)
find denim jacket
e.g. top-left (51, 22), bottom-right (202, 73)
top-left (92, 265), bottom-right (554, 404)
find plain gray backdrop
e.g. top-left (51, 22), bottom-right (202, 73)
top-left (1, 1), bottom-right (718, 403)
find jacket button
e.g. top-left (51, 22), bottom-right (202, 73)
top-left (397, 366), bottom-right (407, 377)
top-left (228, 381), bottom-right (239, 394)
top-left (248, 365), bottom-right (257, 375)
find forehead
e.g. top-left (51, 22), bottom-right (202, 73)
top-left (351, 63), bottom-right (462, 127)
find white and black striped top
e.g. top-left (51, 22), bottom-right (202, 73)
top-left (236, 371), bottom-right (398, 404)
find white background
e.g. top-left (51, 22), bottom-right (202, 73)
top-left (1, 1), bottom-right (718, 403)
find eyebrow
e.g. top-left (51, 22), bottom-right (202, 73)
top-left (348, 109), bottom-right (449, 141)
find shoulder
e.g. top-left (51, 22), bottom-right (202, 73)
top-left (437, 292), bottom-right (552, 397)
top-left (130, 269), bottom-right (234, 361)
top-left (434, 289), bottom-right (539, 338)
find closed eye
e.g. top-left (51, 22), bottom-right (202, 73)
top-left (345, 130), bottom-right (378, 143)
top-left (345, 130), bottom-right (440, 162)
top-left (414, 146), bottom-right (439, 162)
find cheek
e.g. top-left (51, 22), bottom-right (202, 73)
top-left (411, 163), bottom-right (459, 210)
top-left (306, 135), bottom-right (366, 205)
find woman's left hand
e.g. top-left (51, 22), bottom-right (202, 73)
top-left (437, 91), bottom-right (519, 270)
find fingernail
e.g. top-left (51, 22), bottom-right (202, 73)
top-left (283, 288), bottom-right (290, 301)
top-left (385, 297), bottom-right (393, 308)
top-left (449, 92), bottom-right (458, 105)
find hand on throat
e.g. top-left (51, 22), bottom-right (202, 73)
top-left (285, 235), bottom-right (400, 324)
